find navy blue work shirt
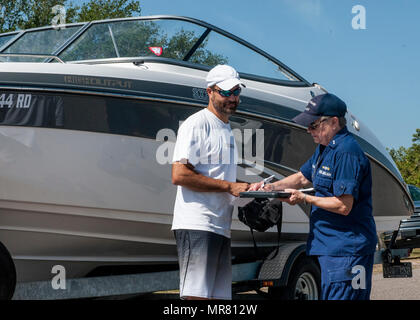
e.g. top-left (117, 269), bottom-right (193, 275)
top-left (300, 127), bottom-right (377, 256)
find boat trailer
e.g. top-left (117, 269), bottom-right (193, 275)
top-left (11, 242), bottom-right (311, 300)
top-left (3, 214), bottom-right (420, 300)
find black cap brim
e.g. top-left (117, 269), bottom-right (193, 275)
top-left (292, 112), bottom-right (319, 127)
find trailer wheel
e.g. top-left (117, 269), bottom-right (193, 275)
top-left (0, 242), bottom-right (16, 300)
top-left (268, 256), bottom-right (321, 300)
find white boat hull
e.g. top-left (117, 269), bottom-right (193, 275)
top-left (0, 127), bottom-right (405, 283)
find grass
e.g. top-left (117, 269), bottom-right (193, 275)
top-left (408, 248), bottom-right (420, 259)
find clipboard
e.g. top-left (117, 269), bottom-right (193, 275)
top-left (239, 188), bottom-right (315, 199)
top-left (239, 191), bottom-right (291, 198)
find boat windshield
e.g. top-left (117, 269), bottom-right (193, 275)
top-left (0, 16), bottom-right (305, 83)
top-left (0, 34), bottom-right (17, 49)
top-left (409, 185), bottom-right (420, 201)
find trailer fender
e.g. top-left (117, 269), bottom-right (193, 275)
top-left (258, 242), bottom-right (308, 286)
top-left (258, 242), bottom-right (321, 300)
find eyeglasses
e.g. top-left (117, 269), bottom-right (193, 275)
top-left (308, 117), bottom-right (330, 130)
top-left (214, 87), bottom-right (241, 97)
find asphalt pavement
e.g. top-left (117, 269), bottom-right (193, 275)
top-left (371, 258), bottom-right (420, 300)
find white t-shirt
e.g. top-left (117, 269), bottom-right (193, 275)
top-left (172, 108), bottom-right (238, 238)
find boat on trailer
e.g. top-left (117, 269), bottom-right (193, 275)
top-left (0, 16), bottom-right (414, 289)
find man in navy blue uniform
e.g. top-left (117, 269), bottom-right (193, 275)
top-left (250, 93), bottom-right (377, 300)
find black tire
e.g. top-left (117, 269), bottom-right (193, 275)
top-left (0, 242), bottom-right (16, 300)
top-left (268, 256), bottom-right (321, 300)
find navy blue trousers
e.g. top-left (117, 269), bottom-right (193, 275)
top-left (318, 254), bottom-right (374, 300)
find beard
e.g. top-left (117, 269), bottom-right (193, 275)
top-left (211, 95), bottom-right (239, 116)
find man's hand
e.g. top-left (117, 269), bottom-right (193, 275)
top-left (248, 181), bottom-right (278, 191)
top-left (228, 182), bottom-right (250, 197)
top-left (248, 181), bottom-right (263, 191)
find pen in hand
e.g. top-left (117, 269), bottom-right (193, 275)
top-left (260, 175), bottom-right (275, 190)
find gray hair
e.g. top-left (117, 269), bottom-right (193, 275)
top-left (320, 116), bottom-right (346, 129)
top-left (338, 116), bottom-right (347, 128)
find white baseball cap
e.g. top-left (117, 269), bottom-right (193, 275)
top-left (206, 64), bottom-right (245, 90)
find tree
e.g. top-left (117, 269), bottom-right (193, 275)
top-left (0, 0), bottom-right (140, 33)
top-left (0, 0), bottom-right (227, 66)
top-left (76, 0), bottom-right (140, 22)
top-left (16, 0), bottom-right (78, 31)
top-left (0, 0), bottom-right (29, 33)
top-left (389, 128), bottom-right (420, 187)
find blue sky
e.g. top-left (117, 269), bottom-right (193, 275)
top-left (137, 0), bottom-right (420, 150)
top-left (74, 0), bottom-right (419, 150)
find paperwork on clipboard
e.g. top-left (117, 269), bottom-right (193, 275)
top-left (238, 187), bottom-right (315, 200)
top-left (232, 175), bottom-right (277, 207)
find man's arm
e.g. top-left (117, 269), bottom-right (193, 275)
top-left (172, 161), bottom-right (249, 197)
top-left (248, 171), bottom-right (311, 191)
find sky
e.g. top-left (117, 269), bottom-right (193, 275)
top-left (132, 0), bottom-right (419, 150)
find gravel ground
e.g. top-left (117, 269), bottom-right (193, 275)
top-left (371, 258), bottom-right (420, 300)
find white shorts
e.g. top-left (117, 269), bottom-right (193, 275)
top-left (174, 229), bottom-right (232, 300)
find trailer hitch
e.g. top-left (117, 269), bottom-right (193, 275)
top-left (382, 228), bottom-right (413, 278)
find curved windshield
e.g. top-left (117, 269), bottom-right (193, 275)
top-left (60, 20), bottom-right (210, 62)
top-left (4, 26), bottom-right (81, 54)
top-left (190, 30), bottom-right (293, 80)
top-left (1, 26), bottom-right (82, 62)
top-left (0, 34), bottom-right (17, 49)
top-left (409, 185), bottom-right (420, 201)
top-left (0, 16), bottom-right (304, 83)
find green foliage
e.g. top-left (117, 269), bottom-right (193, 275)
top-left (0, 0), bottom-right (29, 33)
top-left (189, 37), bottom-right (228, 66)
top-left (389, 128), bottom-right (420, 187)
top-left (19, 0), bottom-right (77, 31)
top-left (75, 0), bottom-right (141, 22)
top-left (160, 29), bottom-right (228, 66)
top-left (0, 0), bottom-right (227, 66)
top-left (58, 19), bottom-right (228, 66)
top-left (0, 0), bottom-right (140, 33)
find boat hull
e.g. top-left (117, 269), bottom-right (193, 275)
top-left (0, 68), bottom-right (412, 284)
top-left (0, 122), bottom-right (409, 283)
top-left (0, 15), bottom-right (412, 289)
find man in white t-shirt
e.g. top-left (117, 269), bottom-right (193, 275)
top-left (171, 65), bottom-right (250, 300)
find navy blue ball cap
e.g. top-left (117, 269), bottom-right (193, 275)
top-left (293, 93), bottom-right (347, 127)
